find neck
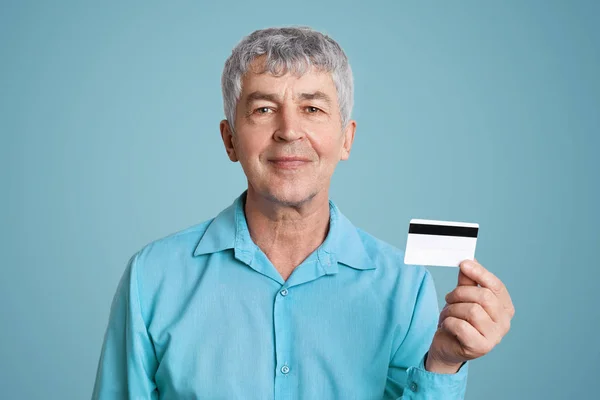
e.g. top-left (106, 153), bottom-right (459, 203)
top-left (243, 187), bottom-right (331, 279)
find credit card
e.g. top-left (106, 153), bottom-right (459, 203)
top-left (404, 219), bottom-right (479, 267)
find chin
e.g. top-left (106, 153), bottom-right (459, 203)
top-left (263, 185), bottom-right (319, 208)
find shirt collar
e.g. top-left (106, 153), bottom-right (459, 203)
top-left (193, 191), bottom-right (374, 271)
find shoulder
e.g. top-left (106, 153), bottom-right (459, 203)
top-left (358, 227), bottom-right (427, 271)
top-left (126, 218), bottom-right (215, 285)
top-left (135, 219), bottom-right (214, 262)
top-left (124, 218), bottom-right (216, 316)
top-left (353, 226), bottom-right (432, 295)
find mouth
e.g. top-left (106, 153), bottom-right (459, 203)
top-left (267, 157), bottom-right (312, 170)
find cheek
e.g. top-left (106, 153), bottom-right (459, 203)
top-left (311, 133), bottom-right (343, 160)
top-left (234, 136), bottom-right (267, 165)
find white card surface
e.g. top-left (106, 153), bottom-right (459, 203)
top-left (404, 219), bottom-right (479, 267)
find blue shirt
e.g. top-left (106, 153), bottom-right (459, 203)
top-left (92, 192), bottom-right (468, 399)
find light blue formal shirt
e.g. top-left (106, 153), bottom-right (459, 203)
top-left (92, 192), bottom-right (468, 399)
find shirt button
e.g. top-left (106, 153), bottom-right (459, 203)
top-left (280, 289), bottom-right (288, 296)
top-left (281, 365), bottom-right (290, 374)
top-left (409, 382), bottom-right (418, 392)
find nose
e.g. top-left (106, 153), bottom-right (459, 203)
top-left (274, 106), bottom-right (305, 142)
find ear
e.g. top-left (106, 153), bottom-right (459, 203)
top-left (220, 119), bottom-right (239, 162)
top-left (340, 120), bottom-right (357, 161)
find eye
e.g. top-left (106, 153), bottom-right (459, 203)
top-left (305, 106), bottom-right (321, 113)
top-left (254, 107), bottom-right (272, 114)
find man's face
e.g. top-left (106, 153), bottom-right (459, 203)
top-left (220, 58), bottom-right (356, 207)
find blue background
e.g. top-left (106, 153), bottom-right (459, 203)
top-left (1, 1), bottom-right (598, 398)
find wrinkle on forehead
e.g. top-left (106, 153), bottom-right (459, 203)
top-left (242, 63), bottom-right (336, 101)
top-left (244, 90), bottom-right (334, 109)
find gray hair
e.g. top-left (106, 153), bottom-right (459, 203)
top-left (221, 26), bottom-right (354, 133)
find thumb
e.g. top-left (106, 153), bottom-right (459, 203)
top-left (457, 268), bottom-right (477, 287)
top-left (458, 271), bottom-right (477, 286)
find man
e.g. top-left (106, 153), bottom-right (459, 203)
top-left (92, 26), bottom-right (514, 399)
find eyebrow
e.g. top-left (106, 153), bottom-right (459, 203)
top-left (244, 90), bottom-right (333, 108)
top-left (245, 91), bottom-right (280, 108)
top-left (296, 91), bottom-right (332, 105)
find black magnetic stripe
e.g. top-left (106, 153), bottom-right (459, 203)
top-left (409, 223), bottom-right (478, 238)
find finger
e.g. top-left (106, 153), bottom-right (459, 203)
top-left (438, 303), bottom-right (498, 341)
top-left (445, 286), bottom-right (502, 322)
top-left (458, 268), bottom-right (477, 287)
top-left (440, 316), bottom-right (493, 357)
top-left (460, 260), bottom-right (514, 312)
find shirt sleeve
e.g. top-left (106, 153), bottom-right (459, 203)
top-left (384, 270), bottom-right (469, 399)
top-left (92, 252), bottom-right (159, 400)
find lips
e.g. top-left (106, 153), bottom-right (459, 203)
top-left (268, 157), bottom-right (311, 169)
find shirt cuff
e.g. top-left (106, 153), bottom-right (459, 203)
top-left (404, 353), bottom-right (468, 399)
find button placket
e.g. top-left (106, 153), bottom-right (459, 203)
top-left (273, 286), bottom-right (294, 397)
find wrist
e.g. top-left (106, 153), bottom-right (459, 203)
top-left (424, 351), bottom-right (463, 374)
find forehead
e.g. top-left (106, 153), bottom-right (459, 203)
top-left (240, 57), bottom-right (337, 100)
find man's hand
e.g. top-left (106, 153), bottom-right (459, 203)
top-left (425, 259), bottom-right (515, 374)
